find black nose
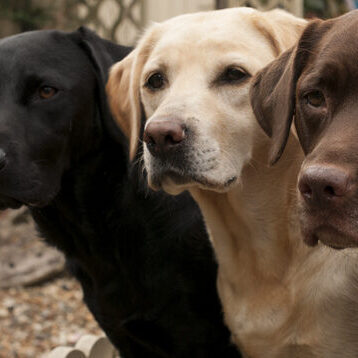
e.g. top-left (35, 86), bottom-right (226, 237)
top-left (298, 165), bottom-right (351, 205)
top-left (143, 120), bottom-right (186, 156)
top-left (0, 149), bottom-right (7, 170)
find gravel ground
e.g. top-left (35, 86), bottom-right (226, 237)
top-left (0, 275), bottom-right (103, 358)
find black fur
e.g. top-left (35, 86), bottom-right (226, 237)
top-left (0, 28), bottom-right (240, 357)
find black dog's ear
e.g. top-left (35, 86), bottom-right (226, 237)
top-left (75, 27), bottom-right (131, 83)
top-left (70, 27), bottom-right (132, 142)
top-left (250, 20), bottom-right (328, 165)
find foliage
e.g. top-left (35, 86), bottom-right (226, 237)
top-left (304, 0), bottom-right (347, 18)
top-left (0, 0), bottom-right (52, 32)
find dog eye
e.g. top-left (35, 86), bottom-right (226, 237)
top-left (145, 73), bottom-right (166, 90)
top-left (219, 67), bottom-right (248, 84)
top-left (39, 86), bottom-right (58, 99)
top-left (305, 91), bottom-right (325, 108)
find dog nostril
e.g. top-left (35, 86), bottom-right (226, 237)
top-left (164, 132), bottom-right (184, 146)
top-left (165, 135), bottom-right (175, 146)
top-left (324, 185), bottom-right (335, 197)
top-left (147, 135), bottom-right (156, 147)
top-left (143, 131), bottom-right (156, 147)
top-left (299, 182), bottom-right (312, 198)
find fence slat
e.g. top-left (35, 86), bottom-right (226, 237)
top-left (75, 335), bottom-right (116, 358)
top-left (47, 347), bottom-right (86, 358)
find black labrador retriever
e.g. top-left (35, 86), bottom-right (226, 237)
top-left (0, 28), bottom-right (240, 358)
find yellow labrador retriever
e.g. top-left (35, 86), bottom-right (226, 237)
top-left (107, 8), bottom-right (358, 357)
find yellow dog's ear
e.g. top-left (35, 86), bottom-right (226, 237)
top-left (106, 26), bottom-right (160, 160)
top-left (251, 9), bottom-right (307, 57)
top-left (107, 53), bottom-right (139, 160)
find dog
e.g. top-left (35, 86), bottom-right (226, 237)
top-left (107, 7), bottom-right (358, 357)
top-left (0, 28), bottom-right (240, 358)
top-left (250, 9), bottom-right (358, 250)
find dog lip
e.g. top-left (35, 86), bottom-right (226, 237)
top-left (25, 192), bottom-right (58, 208)
top-left (302, 224), bottom-right (358, 249)
top-left (27, 201), bottom-right (46, 208)
top-left (302, 232), bottom-right (319, 247)
top-left (5, 189), bottom-right (58, 209)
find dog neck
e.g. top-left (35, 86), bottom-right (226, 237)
top-left (190, 130), bottom-right (314, 355)
top-left (190, 131), bottom-right (358, 356)
top-left (190, 131), bottom-right (304, 285)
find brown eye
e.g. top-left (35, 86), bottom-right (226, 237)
top-left (305, 91), bottom-right (325, 107)
top-left (146, 73), bottom-right (166, 90)
top-left (220, 67), bottom-right (248, 84)
top-left (39, 86), bottom-right (57, 99)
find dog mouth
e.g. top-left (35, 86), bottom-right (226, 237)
top-left (302, 226), bottom-right (358, 249)
top-left (0, 195), bottom-right (50, 210)
top-left (0, 185), bottom-right (59, 210)
top-left (300, 208), bottom-right (358, 249)
top-left (167, 171), bottom-right (237, 189)
top-left (297, 196), bottom-right (358, 249)
top-left (145, 142), bottom-right (239, 193)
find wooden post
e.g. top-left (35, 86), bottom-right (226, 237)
top-left (215, 0), bottom-right (228, 9)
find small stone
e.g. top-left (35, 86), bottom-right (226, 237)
top-left (0, 308), bottom-right (9, 318)
top-left (3, 297), bottom-right (15, 308)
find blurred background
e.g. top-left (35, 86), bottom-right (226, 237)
top-left (0, 0), bottom-right (355, 357)
top-left (0, 0), bottom-right (354, 45)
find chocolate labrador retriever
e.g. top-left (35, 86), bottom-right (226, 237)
top-left (251, 10), bottom-right (358, 250)
top-left (0, 28), bottom-right (239, 358)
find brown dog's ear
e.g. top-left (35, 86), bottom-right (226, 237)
top-left (250, 19), bottom-right (330, 165)
top-left (250, 46), bottom-right (298, 165)
top-left (106, 25), bottom-right (160, 160)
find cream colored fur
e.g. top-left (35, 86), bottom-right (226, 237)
top-left (107, 8), bottom-right (358, 358)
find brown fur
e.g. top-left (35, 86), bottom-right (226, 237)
top-left (251, 10), bottom-right (358, 250)
top-left (248, 10), bottom-right (358, 356)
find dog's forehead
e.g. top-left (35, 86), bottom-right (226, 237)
top-left (316, 11), bottom-right (358, 57)
top-left (157, 8), bottom-right (261, 47)
top-left (146, 8), bottom-right (274, 72)
top-left (305, 14), bottom-right (358, 80)
top-left (0, 30), bottom-right (90, 75)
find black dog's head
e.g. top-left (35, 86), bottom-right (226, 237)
top-left (0, 28), bottom-right (130, 209)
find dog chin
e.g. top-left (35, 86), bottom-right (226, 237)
top-left (299, 204), bottom-right (358, 249)
top-left (301, 224), bottom-right (358, 250)
top-left (149, 170), bottom-right (238, 195)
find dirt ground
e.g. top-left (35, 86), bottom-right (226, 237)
top-left (0, 275), bottom-right (103, 358)
top-left (0, 209), bottom-right (103, 358)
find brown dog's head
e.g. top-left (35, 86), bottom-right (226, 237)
top-left (107, 8), bottom-right (306, 195)
top-left (251, 10), bottom-right (358, 249)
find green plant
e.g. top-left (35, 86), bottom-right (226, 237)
top-left (304, 0), bottom-right (347, 18)
top-left (0, 0), bottom-right (52, 31)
